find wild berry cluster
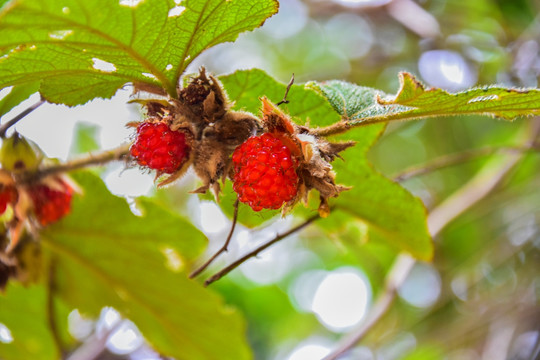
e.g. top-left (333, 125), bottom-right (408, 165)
top-left (0, 135), bottom-right (74, 254)
top-left (131, 68), bottom-right (353, 216)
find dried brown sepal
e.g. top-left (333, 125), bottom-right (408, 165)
top-left (134, 67), bottom-right (261, 197)
top-left (259, 97), bottom-right (354, 216)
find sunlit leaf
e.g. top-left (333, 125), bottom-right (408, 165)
top-left (310, 73), bottom-right (540, 129)
top-left (0, 0), bottom-right (278, 105)
top-left (307, 79), bottom-right (407, 128)
top-left (381, 72), bottom-right (540, 120)
top-left (40, 172), bottom-right (251, 360)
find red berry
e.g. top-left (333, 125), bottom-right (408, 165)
top-left (232, 133), bottom-right (299, 211)
top-left (29, 180), bottom-right (73, 226)
top-left (0, 186), bottom-right (16, 215)
top-left (130, 122), bottom-right (189, 174)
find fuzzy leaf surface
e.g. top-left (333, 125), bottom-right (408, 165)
top-left (39, 172), bottom-right (251, 360)
top-left (310, 72), bottom-right (540, 129)
top-left (0, 0), bottom-right (278, 105)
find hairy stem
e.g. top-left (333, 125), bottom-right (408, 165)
top-left (189, 199), bottom-right (239, 279)
top-left (204, 214), bottom-right (320, 286)
top-left (19, 144), bottom-right (131, 183)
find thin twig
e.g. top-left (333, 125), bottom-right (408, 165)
top-left (204, 213), bottom-right (320, 286)
top-left (47, 257), bottom-right (66, 358)
top-left (276, 74), bottom-right (295, 106)
top-left (392, 144), bottom-right (540, 182)
top-left (18, 143), bottom-right (131, 184)
top-left (0, 99), bottom-right (45, 138)
top-left (322, 119), bottom-right (540, 360)
top-left (189, 199), bottom-right (240, 279)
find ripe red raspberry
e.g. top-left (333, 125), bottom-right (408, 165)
top-left (29, 180), bottom-right (73, 226)
top-left (232, 133), bottom-right (299, 211)
top-left (130, 122), bottom-right (189, 174)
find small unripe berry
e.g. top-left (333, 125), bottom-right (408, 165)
top-left (0, 134), bottom-right (43, 172)
top-left (232, 133), bottom-right (299, 211)
top-left (130, 122), bottom-right (190, 174)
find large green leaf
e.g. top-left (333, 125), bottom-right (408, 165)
top-left (0, 0), bottom-right (278, 105)
top-left (38, 172), bottom-right (251, 360)
top-left (309, 73), bottom-right (540, 130)
top-left (0, 284), bottom-right (58, 360)
top-left (221, 68), bottom-right (342, 127)
top-left (332, 137), bottom-right (432, 260)
top-left (308, 81), bottom-right (432, 260)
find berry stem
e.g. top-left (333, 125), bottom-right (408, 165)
top-left (189, 199), bottom-right (239, 279)
top-left (20, 144), bottom-right (130, 184)
top-left (276, 73), bottom-right (295, 106)
top-left (309, 120), bottom-right (353, 137)
top-left (204, 213), bottom-right (320, 287)
top-left (0, 99), bottom-right (45, 138)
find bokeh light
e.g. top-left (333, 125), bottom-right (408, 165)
top-left (106, 320), bottom-right (144, 355)
top-left (418, 50), bottom-right (478, 91)
top-left (0, 323), bottom-right (13, 344)
top-left (311, 267), bottom-right (371, 331)
top-left (398, 263), bottom-right (441, 308)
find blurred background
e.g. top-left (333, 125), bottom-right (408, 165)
top-left (1, 0), bottom-right (539, 359)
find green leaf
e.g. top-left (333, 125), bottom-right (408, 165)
top-left (69, 122), bottom-right (100, 155)
top-left (0, 0), bottom-right (278, 105)
top-left (40, 172), bottom-right (251, 360)
top-left (381, 72), bottom-right (540, 120)
top-left (200, 180), bottom-right (279, 228)
top-left (310, 73), bottom-right (540, 130)
top-left (0, 83), bottom-right (39, 118)
top-left (333, 143), bottom-right (432, 260)
top-left (0, 284), bottom-right (59, 360)
top-left (307, 79), bottom-right (407, 129)
top-left (220, 68), bottom-right (342, 127)
top-left (311, 81), bottom-right (432, 260)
